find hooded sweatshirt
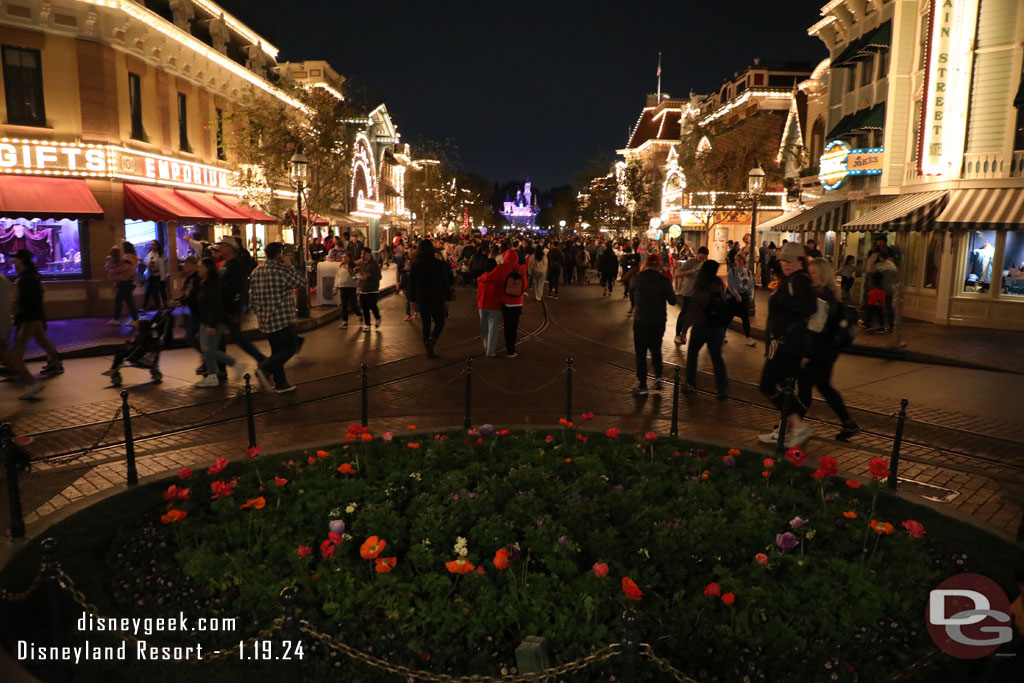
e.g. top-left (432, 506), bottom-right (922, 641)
top-left (479, 249), bottom-right (528, 307)
top-left (475, 261), bottom-right (503, 311)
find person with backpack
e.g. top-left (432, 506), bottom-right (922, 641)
top-left (798, 257), bottom-right (859, 441)
top-left (724, 252), bottom-right (757, 346)
top-left (629, 254), bottom-right (677, 395)
top-left (679, 260), bottom-right (729, 399)
top-left (497, 249), bottom-right (527, 357)
top-left (475, 258), bottom-right (502, 357)
top-left (619, 245), bottom-right (640, 301)
top-left (141, 240), bottom-right (169, 310)
top-left (546, 242), bottom-right (562, 299)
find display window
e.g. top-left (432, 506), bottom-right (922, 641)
top-left (125, 220), bottom-right (160, 259)
top-left (0, 217), bottom-right (86, 278)
top-left (922, 233), bottom-right (941, 290)
top-left (175, 224), bottom-right (205, 260)
top-left (961, 230), bottom-right (997, 294)
top-left (1001, 230), bottom-right (1024, 297)
top-left (245, 224), bottom-right (266, 258)
top-left (904, 232), bottom-right (921, 287)
top-left (281, 227), bottom-right (295, 245)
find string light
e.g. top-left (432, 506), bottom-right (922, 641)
top-left (190, 0), bottom-right (279, 58)
top-left (807, 15), bottom-right (838, 36)
top-left (699, 90), bottom-right (792, 126)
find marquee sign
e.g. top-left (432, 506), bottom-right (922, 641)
top-left (820, 140), bottom-right (885, 190)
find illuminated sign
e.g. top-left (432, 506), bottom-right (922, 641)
top-left (820, 141), bottom-right (885, 189)
top-left (352, 197), bottom-right (385, 219)
top-left (918, 0), bottom-right (979, 176)
top-left (113, 148), bottom-right (233, 191)
top-left (0, 139), bottom-right (108, 176)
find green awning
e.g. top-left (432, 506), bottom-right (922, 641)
top-left (832, 21), bottom-right (891, 68)
top-left (861, 21), bottom-right (891, 53)
top-left (828, 103), bottom-right (886, 139)
top-left (831, 35), bottom-right (866, 69)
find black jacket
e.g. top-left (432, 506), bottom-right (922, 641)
top-left (598, 249), bottom-right (619, 277)
top-left (196, 280), bottom-right (228, 326)
top-left (218, 258), bottom-right (247, 317)
top-left (631, 269), bottom-right (677, 323)
top-left (14, 270), bottom-right (44, 323)
top-left (767, 269), bottom-right (816, 355)
top-left (409, 257), bottom-right (454, 304)
top-left (682, 280), bottom-right (726, 330)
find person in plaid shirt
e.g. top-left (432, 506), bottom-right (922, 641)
top-left (248, 242), bottom-right (305, 393)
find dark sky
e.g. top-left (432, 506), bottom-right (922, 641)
top-left (229, 0), bottom-right (826, 189)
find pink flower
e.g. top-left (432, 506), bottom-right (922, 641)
top-left (545, 435), bottom-right (554, 443)
top-left (581, 412), bottom-right (595, 421)
top-left (210, 479), bottom-right (237, 499)
top-left (703, 582), bottom-right (721, 597)
top-left (382, 431), bottom-right (394, 441)
top-left (902, 520), bottom-right (926, 538)
top-left (163, 485), bottom-right (190, 502)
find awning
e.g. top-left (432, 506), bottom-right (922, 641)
top-left (175, 189), bottom-right (250, 223)
top-left (934, 188), bottom-right (1024, 230)
top-left (214, 195), bottom-right (279, 223)
top-left (828, 103), bottom-right (885, 138)
top-left (756, 211), bottom-right (803, 231)
top-left (832, 22), bottom-right (891, 68)
top-left (284, 208), bottom-right (329, 226)
top-left (770, 201), bottom-right (849, 233)
top-left (0, 176), bottom-right (103, 219)
top-left (842, 191), bottom-right (948, 232)
top-left (123, 184), bottom-right (214, 223)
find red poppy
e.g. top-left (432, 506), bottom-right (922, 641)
top-left (207, 457), bottom-right (229, 475)
top-left (545, 435), bottom-right (554, 443)
top-left (727, 448), bottom-right (741, 457)
top-left (307, 456), bottom-right (316, 464)
top-left (581, 411), bottom-right (595, 421)
top-left (700, 470), bottom-right (710, 480)
top-left (622, 577), bottom-right (644, 601)
top-left (328, 532), bottom-right (342, 544)
top-left (475, 565), bottom-right (486, 575)
top-left (576, 434), bottom-right (589, 443)
top-left (721, 592), bottom-right (736, 606)
top-left (407, 425), bottom-right (417, 431)
top-left (559, 418), bottom-right (574, 428)
top-left (274, 476), bottom-right (288, 487)
top-left (869, 457), bottom-right (891, 479)
top-left (421, 653), bottom-right (431, 662)
top-left (445, 558), bottom-right (475, 574)
top-left (902, 520), bottom-right (926, 538)
top-left (643, 432), bottom-right (657, 441)
top-left (605, 428), bottom-right (620, 438)
top-left (564, 457), bottom-right (572, 463)
top-left (160, 509), bottom-right (187, 524)
top-left (846, 479), bottom-right (862, 489)
top-left (247, 446), bottom-right (263, 459)
top-left (592, 562), bottom-right (609, 578)
top-left (320, 539), bottom-right (337, 558)
top-left (497, 428), bottom-right (510, 435)
top-left (337, 463), bottom-right (358, 474)
top-left (810, 469), bottom-right (828, 480)
top-left (763, 458), bottom-right (775, 469)
top-left (785, 447), bottom-right (810, 467)
top-left (163, 485), bottom-right (190, 502)
top-left (475, 438), bottom-right (484, 446)
top-left (755, 553), bottom-right (768, 566)
top-left (819, 456), bottom-right (838, 477)
top-left (316, 449), bottom-right (330, 459)
top-left (408, 443), bottom-right (421, 449)
top-left (375, 557), bottom-right (397, 573)
top-left (703, 582), bottom-right (721, 597)
top-left (297, 545), bottom-right (311, 558)
top-left (493, 549), bottom-right (509, 570)
top-left (360, 536), bottom-right (386, 559)
top-left (762, 470), bottom-right (772, 478)
top-left (843, 511), bottom-right (858, 519)
top-left (361, 433), bottom-right (373, 442)
top-left (178, 467), bottom-right (193, 480)
top-left (239, 496), bottom-right (266, 510)
top-left (210, 480), bottom-right (237, 499)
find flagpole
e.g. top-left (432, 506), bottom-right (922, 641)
top-left (656, 51), bottom-right (662, 101)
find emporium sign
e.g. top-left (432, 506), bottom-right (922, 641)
top-left (819, 140), bottom-right (884, 190)
top-left (0, 138), bottom-right (236, 192)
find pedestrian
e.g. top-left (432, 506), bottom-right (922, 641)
top-left (629, 254), bottom-right (677, 395)
top-left (355, 246), bottom-right (382, 331)
top-left (759, 241), bottom-right (770, 288)
top-left (194, 257), bottom-right (245, 388)
top-left (105, 241), bottom-right (140, 327)
top-left (546, 242), bottom-right (562, 299)
top-left (680, 260), bottom-right (730, 399)
top-left (483, 248), bottom-right (528, 358)
top-left (409, 239), bottom-right (454, 358)
top-left (575, 245), bottom-right (590, 285)
top-left (673, 246), bottom-right (707, 345)
top-left (378, 234), bottom-right (390, 268)
top-left (216, 237), bottom-right (268, 370)
top-left (837, 255), bottom-right (856, 305)
top-left (758, 242), bottom-right (817, 447)
top-left (876, 249), bottom-right (899, 333)
top-left (862, 272), bottom-right (887, 332)
top-left (176, 255), bottom-right (202, 369)
top-left (475, 258), bottom-right (502, 357)
top-left (725, 252), bottom-right (757, 346)
top-left (333, 252), bottom-right (360, 329)
top-left (0, 270), bottom-right (44, 399)
top-left (249, 242), bottom-right (306, 393)
top-left (806, 239), bottom-right (823, 258)
top-left (798, 257), bottom-right (859, 441)
top-left (598, 243), bottom-right (619, 297)
top-left (619, 245), bottom-right (640, 300)
top-left (527, 245), bottom-right (547, 300)
top-left (141, 240), bottom-right (169, 310)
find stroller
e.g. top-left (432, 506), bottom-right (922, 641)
top-left (103, 309), bottom-right (174, 387)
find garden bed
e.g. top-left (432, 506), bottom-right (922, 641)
top-left (1, 422), bottom-right (1021, 682)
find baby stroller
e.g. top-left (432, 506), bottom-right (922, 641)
top-left (103, 309), bottom-right (174, 387)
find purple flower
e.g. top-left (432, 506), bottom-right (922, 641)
top-left (451, 494), bottom-right (460, 501)
top-left (329, 519), bottom-right (345, 535)
top-left (835, 518), bottom-right (848, 530)
top-left (557, 535), bottom-right (567, 547)
top-left (687, 467), bottom-right (697, 476)
top-left (824, 493), bottom-right (836, 504)
top-left (749, 492), bottom-right (761, 500)
top-left (776, 532), bottom-right (798, 552)
top-left (467, 491), bottom-right (477, 498)
top-left (790, 517), bottom-right (807, 530)
top-left (537, 518), bottom-right (544, 527)
top-left (723, 455), bottom-right (737, 468)
top-left (614, 484), bottom-right (624, 491)
top-left (477, 424), bottom-right (494, 437)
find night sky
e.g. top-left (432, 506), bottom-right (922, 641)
top-left (229, 0), bottom-right (826, 189)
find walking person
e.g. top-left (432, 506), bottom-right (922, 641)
top-left (10, 249), bottom-right (63, 379)
top-left (757, 242), bottom-right (817, 447)
top-left (105, 241), bottom-right (140, 327)
top-left (194, 257), bottom-right (245, 388)
top-left (619, 245), bottom-right (640, 300)
top-left (475, 258), bottom-right (502, 357)
top-left (333, 252), bottom-right (360, 329)
top-left (679, 260), bottom-right (730, 399)
top-left (575, 246), bottom-right (590, 286)
top-left (725, 253), bottom-right (757, 346)
top-left (409, 239), bottom-right (454, 358)
top-left (399, 244), bottom-right (418, 321)
top-left (141, 240), bottom-right (169, 310)
top-left (673, 246), bottom-right (707, 345)
top-left (837, 255), bottom-right (856, 305)
top-left (798, 257), bottom-right (860, 441)
top-left (483, 248), bottom-right (528, 358)
top-left (355, 247), bottom-right (382, 331)
top-left (0, 270), bottom-right (44, 399)
top-left (216, 237), bottom-right (268, 370)
top-left (249, 242), bottom-right (306, 394)
top-left (598, 242), bottom-right (618, 296)
top-left (876, 249), bottom-right (899, 333)
top-left (527, 245), bottom-right (546, 300)
top-left (546, 242), bottom-right (562, 299)
top-left (630, 254), bottom-right (677, 395)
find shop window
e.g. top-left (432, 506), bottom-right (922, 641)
top-left (904, 232), bottom-right (922, 287)
top-left (918, 12), bottom-right (930, 71)
top-left (125, 219), bottom-right (160, 260)
top-left (0, 218), bottom-right (84, 278)
top-left (923, 232), bottom-right (941, 289)
top-left (216, 108), bottom-right (226, 160)
top-left (177, 92), bottom-right (191, 153)
top-left (961, 230), bottom-right (997, 294)
top-left (2, 45), bottom-right (46, 127)
top-left (1002, 231), bottom-right (1024, 297)
top-left (175, 224), bottom-right (205, 260)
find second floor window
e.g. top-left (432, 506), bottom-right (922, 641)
top-left (129, 72), bottom-right (146, 141)
top-left (177, 92), bottom-right (191, 153)
top-left (861, 56), bottom-right (875, 86)
top-left (2, 45), bottom-right (45, 127)
top-left (846, 67), bottom-right (857, 93)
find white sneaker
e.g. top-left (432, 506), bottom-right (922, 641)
top-left (758, 428), bottom-right (779, 444)
top-left (107, 319), bottom-right (121, 326)
top-left (746, 337), bottom-right (757, 346)
top-left (254, 367), bottom-right (274, 392)
top-left (231, 361), bottom-right (248, 382)
top-left (785, 423), bottom-right (814, 448)
top-left (338, 321), bottom-right (349, 329)
top-left (127, 319), bottom-right (140, 328)
top-left (194, 375), bottom-right (220, 388)
top-left (19, 382), bottom-right (45, 400)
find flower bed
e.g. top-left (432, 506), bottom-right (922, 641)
top-left (2, 423), bottom-right (1018, 682)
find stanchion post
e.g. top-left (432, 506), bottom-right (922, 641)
top-left (463, 358), bottom-right (472, 429)
top-left (565, 358), bottom-right (573, 422)
top-left (41, 538), bottom-right (69, 682)
top-left (887, 398), bottom-right (909, 491)
top-left (621, 607), bottom-right (638, 682)
top-left (774, 378), bottom-right (794, 456)
top-left (360, 363), bottom-right (368, 428)
top-left (244, 374), bottom-right (257, 449)
top-left (1, 422), bottom-right (25, 540)
top-left (120, 391), bottom-right (138, 485)
top-left (670, 366), bottom-right (680, 437)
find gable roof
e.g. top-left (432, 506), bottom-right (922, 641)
top-left (625, 106), bottom-right (683, 149)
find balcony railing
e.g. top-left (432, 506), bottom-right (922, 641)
top-left (1011, 151), bottom-right (1024, 178)
top-left (962, 153), bottom-right (1006, 179)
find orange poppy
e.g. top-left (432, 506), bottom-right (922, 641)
top-left (564, 457), bottom-right (573, 463)
top-left (445, 558), bottom-right (475, 574)
top-left (316, 449), bottom-right (330, 459)
top-left (337, 463), bottom-right (358, 474)
top-left (408, 443), bottom-right (421, 449)
top-left (240, 496), bottom-right (266, 510)
top-left (727, 449), bottom-right (741, 457)
top-left (621, 577), bottom-right (644, 601)
top-left (869, 519), bottom-right (894, 535)
top-left (160, 509), bottom-right (187, 524)
top-left (407, 425), bottom-right (417, 431)
top-left (843, 511), bottom-right (858, 519)
top-left (845, 479), bottom-right (862, 489)
top-left (762, 471), bottom-right (772, 478)
top-left (558, 418), bottom-right (574, 428)
top-left (361, 433), bottom-right (373, 442)
top-left (375, 557), bottom-right (397, 573)
top-left (360, 536), bottom-right (386, 559)
top-left (493, 549), bottom-right (509, 570)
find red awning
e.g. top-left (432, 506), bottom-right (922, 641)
top-left (175, 189), bottom-right (251, 223)
top-left (0, 176), bottom-right (103, 218)
top-left (213, 194), bottom-right (279, 223)
top-left (284, 208), bottom-right (329, 226)
top-left (123, 184), bottom-right (214, 223)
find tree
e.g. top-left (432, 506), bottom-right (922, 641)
top-left (405, 139), bottom-right (464, 233)
top-left (620, 159), bottom-right (657, 225)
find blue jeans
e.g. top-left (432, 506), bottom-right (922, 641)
top-left (686, 322), bottom-right (728, 395)
top-left (479, 308), bottom-right (501, 356)
top-left (200, 323), bottom-right (236, 376)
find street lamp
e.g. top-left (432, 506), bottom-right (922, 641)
top-left (290, 148), bottom-right (310, 317)
top-left (626, 199), bottom-right (637, 241)
top-left (559, 219), bottom-right (566, 237)
top-left (747, 162), bottom-right (765, 287)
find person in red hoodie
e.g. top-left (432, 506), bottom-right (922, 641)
top-left (475, 257), bottom-right (502, 357)
top-left (479, 249), bottom-right (528, 358)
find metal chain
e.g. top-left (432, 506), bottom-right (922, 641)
top-left (639, 644), bottom-right (701, 683)
top-left (298, 620), bottom-right (620, 681)
top-left (200, 618), bottom-right (283, 662)
top-left (129, 391), bottom-right (242, 429)
top-left (35, 407), bottom-right (123, 465)
top-left (886, 649), bottom-right (939, 681)
top-left (0, 571), bottom-right (42, 602)
top-left (472, 368), bottom-right (566, 397)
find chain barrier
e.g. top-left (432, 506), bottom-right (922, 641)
top-left (129, 390), bottom-right (243, 429)
top-left (472, 368), bottom-right (566, 397)
top-left (639, 644), bottom-right (701, 683)
top-left (886, 649), bottom-right (939, 681)
top-left (299, 620), bottom-right (620, 682)
top-left (372, 368), bottom-right (468, 400)
top-left (33, 407), bottom-right (123, 465)
top-left (0, 572), bottom-right (41, 602)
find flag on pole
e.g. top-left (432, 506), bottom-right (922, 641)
top-left (656, 51), bottom-right (662, 77)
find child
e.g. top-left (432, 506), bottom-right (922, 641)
top-left (863, 272), bottom-right (887, 333)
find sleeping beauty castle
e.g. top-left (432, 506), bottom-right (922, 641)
top-left (502, 181), bottom-right (540, 228)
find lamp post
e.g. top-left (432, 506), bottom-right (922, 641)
top-left (626, 199), bottom-right (637, 242)
top-left (559, 219), bottom-right (566, 237)
top-left (290, 148), bottom-right (310, 318)
top-left (747, 162), bottom-right (765, 286)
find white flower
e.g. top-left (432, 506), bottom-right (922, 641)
top-left (421, 539), bottom-right (431, 547)
top-left (329, 507), bottom-right (341, 517)
top-left (409, 472), bottom-right (422, 481)
top-left (806, 529), bottom-right (817, 540)
top-left (341, 533), bottom-right (352, 541)
top-left (345, 502), bottom-right (358, 514)
top-left (454, 536), bottom-right (469, 557)
top-left (638, 548), bottom-right (650, 559)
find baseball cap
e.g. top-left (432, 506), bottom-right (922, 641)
top-left (779, 242), bottom-right (806, 262)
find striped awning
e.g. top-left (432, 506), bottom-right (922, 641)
top-left (934, 188), bottom-right (1024, 230)
top-left (768, 200), bottom-right (849, 233)
top-left (756, 211), bottom-right (802, 231)
top-left (841, 191), bottom-right (948, 232)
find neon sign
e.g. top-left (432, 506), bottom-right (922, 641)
top-left (820, 141), bottom-right (885, 190)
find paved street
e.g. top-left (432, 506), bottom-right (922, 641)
top-left (3, 279), bottom-right (1022, 544)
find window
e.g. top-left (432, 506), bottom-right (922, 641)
top-left (128, 72), bottom-right (146, 141)
top-left (0, 218), bottom-right (85, 278)
top-left (177, 92), bottom-right (191, 152)
top-left (961, 230), bottom-right (997, 294)
top-left (1002, 231), bottom-right (1024, 297)
top-left (768, 74), bottom-right (796, 87)
top-left (216, 108), bottom-right (226, 160)
top-left (923, 233), bottom-right (941, 289)
top-left (910, 99), bottom-right (922, 162)
top-left (876, 48), bottom-right (889, 80)
top-left (846, 67), bottom-right (857, 93)
top-left (753, 73), bottom-right (764, 85)
top-left (809, 117), bottom-right (825, 167)
top-left (125, 219), bottom-right (159, 258)
top-left (735, 81), bottom-right (746, 95)
top-left (918, 12), bottom-right (930, 71)
top-left (861, 56), bottom-right (874, 86)
top-left (2, 45), bottom-right (46, 126)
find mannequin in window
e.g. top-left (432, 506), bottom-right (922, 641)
top-left (972, 240), bottom-right (995, 282)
